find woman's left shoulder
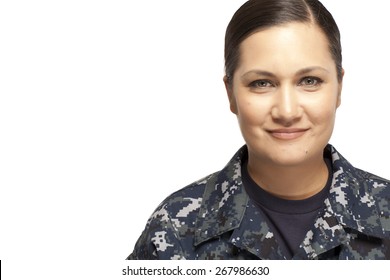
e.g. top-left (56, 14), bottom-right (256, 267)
top-left (354, 167), bottom-right (390, 189)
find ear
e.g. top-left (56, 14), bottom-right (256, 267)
top-left (223, 76), bottom-right (238, 114)
top-left (336, 68), bottom-right (345, 108)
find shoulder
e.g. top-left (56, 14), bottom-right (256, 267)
top-left (128, 146), bottom-right (249, 259)
top-left (148, 173), bottom-right (216, 224)
top-left (127, 173), bottom-right (217, 260)
top-left (328, 144), bottom-right (390, 195)
top-left (353, 168), bottom-right (390, 217)
top-left (148, 145), bottom-right (249, 223)
top-left (148, 174), bottom-right (216, 230)
top-left (130, 172), bottom-right (220, 247)
top-left (328, 144), bottom-right (390, 236)
top-left (343, 161), bottom-right (390, 202)
top-left (354, 168), bottom-right (390, 186)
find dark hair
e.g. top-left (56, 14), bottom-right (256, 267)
top-left (224, 0), bottom-right (342, 85)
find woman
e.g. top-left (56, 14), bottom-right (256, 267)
top-left (127, 0), bottom-right (390, 260)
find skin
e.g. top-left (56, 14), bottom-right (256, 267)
top-left (224, 22), bottom-right (344, 200)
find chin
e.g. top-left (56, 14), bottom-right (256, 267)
top-left (250, 142), bottom-right (323, 167)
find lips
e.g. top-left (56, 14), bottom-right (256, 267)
top-left (267, 128), bottom-right (309, 140)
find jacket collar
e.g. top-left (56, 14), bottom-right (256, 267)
top-left (194, 146), bottom-right (248, 246)
top-left (194, 144), bottom-right (390, 248)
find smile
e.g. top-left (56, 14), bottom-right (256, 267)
top-left (267, 128), bottom-right (309, 140)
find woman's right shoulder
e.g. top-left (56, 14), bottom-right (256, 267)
top-left (128, 172), bottom-right (220, 260)
top-left (151, 172), bottom-right (218, 217)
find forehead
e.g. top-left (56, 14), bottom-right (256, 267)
top-left (236, 22), bottom-right (334, 75)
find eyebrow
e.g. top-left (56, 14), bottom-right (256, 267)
top-left (296, 66), bottom-right (330, 75)
top-left (241, 66), bottom-right (330, 79)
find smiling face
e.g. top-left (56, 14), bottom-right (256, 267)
top-left (225, 22), bottom-right (343, 167)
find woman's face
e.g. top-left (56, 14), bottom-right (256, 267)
top-left (226, 22), bottom-right (343, 167)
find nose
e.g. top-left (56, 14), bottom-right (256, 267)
top-left (271, 85), bottom-right (302, 126)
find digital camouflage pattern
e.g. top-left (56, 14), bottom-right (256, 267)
top-left (127, 145), bottom-right (390, 260)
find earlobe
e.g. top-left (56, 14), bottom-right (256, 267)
top-left (223, 76), bottom-right (238, 114)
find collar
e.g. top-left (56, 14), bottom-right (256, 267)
top-left (194, 144), bottom-right (390, 248)
top-left (194, 146), bottom-right (248, 246)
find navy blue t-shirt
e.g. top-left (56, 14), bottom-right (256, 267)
top-left (242, 154), bottom-right (332, 259)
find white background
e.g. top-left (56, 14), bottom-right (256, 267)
top-left (0, 0), bottom-right (389, 279)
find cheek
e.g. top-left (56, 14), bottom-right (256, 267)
top-left (307, 105), bottom-right (337, 134)
top-left (306, 91), bottom-right (339, 125)
top-left (236, 99), bottom-right (268, 126)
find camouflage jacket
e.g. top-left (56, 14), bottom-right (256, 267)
top-left (127, 145), bottom-right (390, 260)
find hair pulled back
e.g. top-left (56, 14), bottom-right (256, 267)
top-left (224, 0), bottom-right (342, 84)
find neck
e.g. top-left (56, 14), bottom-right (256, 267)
top-left (247, 154), bottom-right (329, 200)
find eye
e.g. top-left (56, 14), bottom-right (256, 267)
top-left (248, 80), bottom-right (274, 89)
top-left (299, 76), bottom-right (323, 88)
